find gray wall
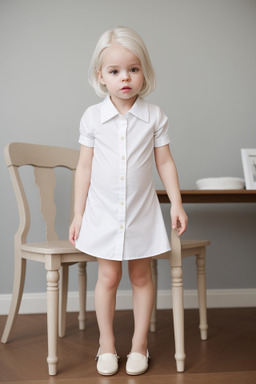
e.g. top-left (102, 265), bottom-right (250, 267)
top-left (1, 0), bottom-right (256, 297)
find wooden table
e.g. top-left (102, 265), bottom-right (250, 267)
top-left (157, 189), bottom-right (256, 204)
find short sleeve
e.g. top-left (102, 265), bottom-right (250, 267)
top-left (154, 108), bottom-right (170, 148)
top-left (78, 109), bottom-right (95, 147)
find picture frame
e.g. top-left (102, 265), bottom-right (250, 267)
top-left (241, 148), bottom-right (256, 189)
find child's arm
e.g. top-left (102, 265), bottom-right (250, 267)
top-left (69, 145), bottom-right (94, 245)
top-left (154, 144), bottom-right (188, 236)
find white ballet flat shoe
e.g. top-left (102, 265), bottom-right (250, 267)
top-left (96, 349), bottom-right (119, 376)
top-left (126, 350), bottom-right (150, 375)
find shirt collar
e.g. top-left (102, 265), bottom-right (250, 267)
top-left (129, 97), bottom-right (149, 122)
top-left (101, 96), bottom-right (149, 123)
top-left (100, 96), bottom-right (119, 123)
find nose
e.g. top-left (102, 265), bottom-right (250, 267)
top-left (122, 71), bottom-right (130, 82)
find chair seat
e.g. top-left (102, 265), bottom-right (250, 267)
top-left (21, 241), bottom-right (82, 254)
top-left (180, 239), bottom-right (210, 249)
top-left (21, 241), bottom-right (96, 264)
top-left (152, 239), bottom-right (210, 260)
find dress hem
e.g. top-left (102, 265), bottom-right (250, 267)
top-left (75, 244), bottom-right (171, 261)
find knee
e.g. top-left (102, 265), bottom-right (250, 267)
top-left (98, 265), bottom-right (122, 290)
top-left (129, 263), bottom-right (152, 288)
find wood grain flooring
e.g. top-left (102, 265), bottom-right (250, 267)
top-left (0, 308), bottom-right (256, 384)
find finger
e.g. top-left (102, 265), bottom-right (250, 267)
top-left (171, 215), bottom-right (178, 230)
top-left (74, 227), bottom-right (81, 241)
top-left (69, 228), bottom-right (76, 245)
top-left (178, 217), bottom-right (187, 236)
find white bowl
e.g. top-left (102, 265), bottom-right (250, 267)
top-left (196, 177), bottom-right (245, 190)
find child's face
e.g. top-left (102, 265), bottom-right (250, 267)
top-left (98, 43), bottom-right (145, 107)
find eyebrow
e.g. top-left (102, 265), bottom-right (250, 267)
top-left (106, 65), bottom-right (119, 70)
top-left (106, 63), bottom-right (142, 70)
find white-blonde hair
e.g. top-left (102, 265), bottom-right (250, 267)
top-left (88, 26), bottom-right (156, 98)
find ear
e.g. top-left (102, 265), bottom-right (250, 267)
top-left (97, 71), bottom-right (106, 85)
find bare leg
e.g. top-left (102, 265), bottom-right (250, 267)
top-left (128, 258), bottom-right (154, 355)
top-left (95, 258), bottom-right (122, 354)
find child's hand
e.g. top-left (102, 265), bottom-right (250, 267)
top-left (69, 214), bottom-right (83, 246)
top-left (170, 204), bottom-right (188, 236)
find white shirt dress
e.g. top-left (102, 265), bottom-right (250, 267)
top-left (75, 96), bottom-right (171, 261)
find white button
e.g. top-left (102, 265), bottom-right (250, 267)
top-left (120, 224), bottom-right (124, 229)
top-left (120, 136), bottom-right (125, 140)
top-left (120, 176), bottom-right (124, 180)
top-left (121, 155), bottom-right (125, 160)
top-left (120, 115), bottom-right (126, 120)
top-left (120, 201), bottom-right (124, 206)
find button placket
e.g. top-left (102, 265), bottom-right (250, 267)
top-left (116, 115), bottom-right (127, 259)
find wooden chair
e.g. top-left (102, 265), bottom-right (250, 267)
top-left (1, 142), bottom-right (95, 375)
top-left (2, 142), bottom-right (210, 375)
top-left (150, 234), bottom-right (210, 372)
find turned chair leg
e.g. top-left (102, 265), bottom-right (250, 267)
top-left (196, 249), bottom-right (208, 340)
top-left (46, 269), bottom-right (60, 376)
top-left (58, 262), bottom-right (87, 337)
top-left (58, 265), bottom-right (69, 338)
top-left (78, 262), bottom-right (87, 330)
top-left (171, 265), bottom-right (186, 372)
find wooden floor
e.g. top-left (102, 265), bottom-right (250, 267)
top-left (0, 308), bottom-right (256, 384)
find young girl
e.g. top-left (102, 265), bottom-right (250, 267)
top-left (69, 26), bottom-right (188, 376)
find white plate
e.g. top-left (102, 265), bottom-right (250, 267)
top-left (196, 177), bottom-right (245, 190)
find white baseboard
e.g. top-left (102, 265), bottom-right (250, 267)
top-left (0, 289), bottom-right (255, 315)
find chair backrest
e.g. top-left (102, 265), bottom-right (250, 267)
top-left (4, 142), bottom-right (79, 244)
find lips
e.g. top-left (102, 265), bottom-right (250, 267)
top-left (121, 86), bottom-right (131, 92)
